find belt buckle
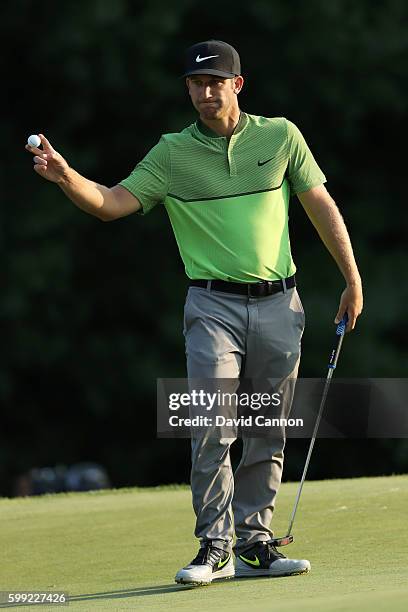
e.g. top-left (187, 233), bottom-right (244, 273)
top-left (265, 281), bottom-right (274, 296)
top-left (250, 280), bottom-right (285, 297)
top-left (248, 281), bottom-right (267, 297)
top-left (261, 281), bottom-right (276, 297)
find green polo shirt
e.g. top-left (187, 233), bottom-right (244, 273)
top-left (120, 113), bottom-right (326, 282)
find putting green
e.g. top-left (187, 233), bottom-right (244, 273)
top-left (0, 475), bottom-right (407, 611)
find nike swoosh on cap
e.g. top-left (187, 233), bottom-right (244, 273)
top-left (196, 54), bottom-right (220, 63)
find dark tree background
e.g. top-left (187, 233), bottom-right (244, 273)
top-left (1, 0), bottom-right (407, 495)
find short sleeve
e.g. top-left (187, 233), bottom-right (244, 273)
top-left (285, 119), bottom-right (326, 195)
top-left (119, 137), bottom-right (170, 215)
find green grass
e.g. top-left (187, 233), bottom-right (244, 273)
top-left (0, 475), bottom-right (407, 611)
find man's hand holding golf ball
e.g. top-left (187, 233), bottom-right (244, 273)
top-left (26, 134), bottom-right (69, 184)
top-left (25, 134), bottom-right (140, 220)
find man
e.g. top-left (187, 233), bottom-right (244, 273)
top-left (26, 40), bottom-right (363, 585)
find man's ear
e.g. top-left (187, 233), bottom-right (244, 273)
top-left (233, 75), bottom-right (244, 94)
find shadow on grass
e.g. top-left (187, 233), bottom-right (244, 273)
top-left (70, 584), bottom-right (198, 601)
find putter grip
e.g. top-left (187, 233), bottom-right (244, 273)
top-left (328, 313), bottom-right (348, 369)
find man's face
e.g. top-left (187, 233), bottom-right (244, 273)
top-left (186, 74), bottom-right (242, 120)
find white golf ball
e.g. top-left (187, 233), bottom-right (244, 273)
top-left (27, 134), bottom-right (41, 148)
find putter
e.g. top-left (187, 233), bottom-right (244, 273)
top-left (271, 312), bottom-right (349, 547)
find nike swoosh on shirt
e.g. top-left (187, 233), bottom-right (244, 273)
top-left (196, 54), bottom-right (220, 62)
top-left (258, 157), bottom-right (275, 166)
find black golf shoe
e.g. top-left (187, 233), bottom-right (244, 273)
top-left (235, 541), bottom-right (311, 578)
top-left (175, 542), bottom-right (235, 585)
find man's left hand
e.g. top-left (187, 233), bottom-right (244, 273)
top-left (335, 284), bottom-right (363, 332)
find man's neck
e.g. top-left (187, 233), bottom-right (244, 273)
top-left (200, 108), bottom-right (241, 139)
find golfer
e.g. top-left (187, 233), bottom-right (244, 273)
top-left (26, 40), bottom-right (363, 585)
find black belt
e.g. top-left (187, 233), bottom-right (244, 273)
top-left (190, 274), bottom-right (296, 297)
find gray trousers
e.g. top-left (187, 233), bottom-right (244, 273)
top-left (183, 284), bottom-right (305, 555)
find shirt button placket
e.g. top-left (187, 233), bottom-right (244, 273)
top-left (227, 139), bottom-right (238, 177)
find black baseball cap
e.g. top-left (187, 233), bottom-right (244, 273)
top-left (182, 40), bottom-right (241, 78)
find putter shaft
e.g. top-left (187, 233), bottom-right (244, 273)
top-left (271, 314), bottom-right (348, 546)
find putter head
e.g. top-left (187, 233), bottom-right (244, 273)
top-left (270, 535), bottom-right (294, 547)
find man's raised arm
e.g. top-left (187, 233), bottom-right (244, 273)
top-left (25, 134), bottom-right (141, 221)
